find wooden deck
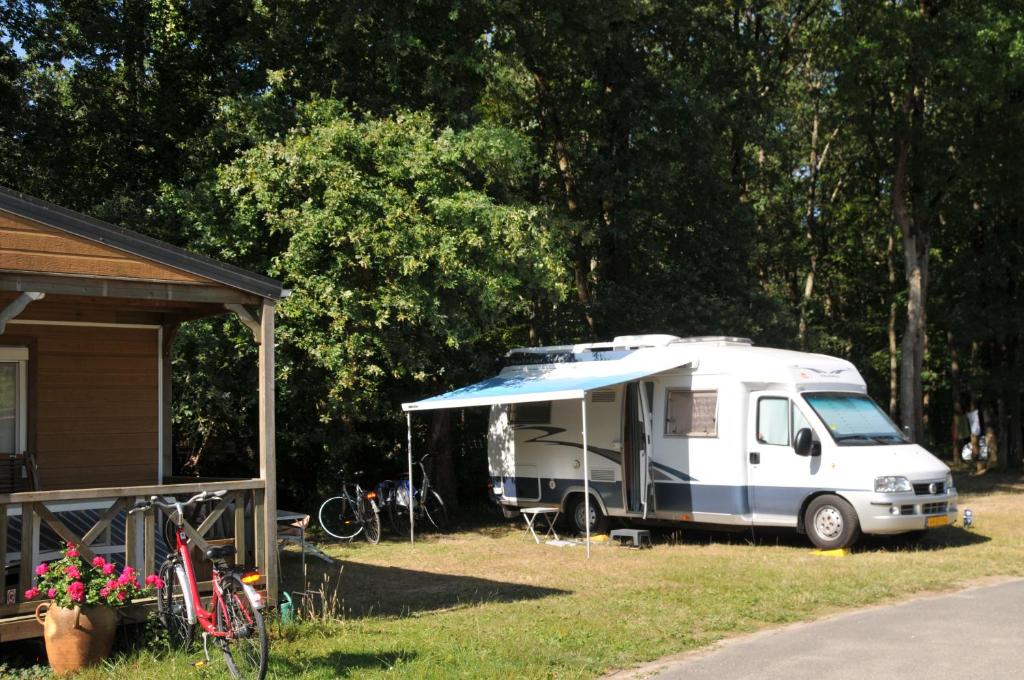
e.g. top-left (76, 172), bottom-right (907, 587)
top-left (1, 478), bottom-right (268, 642)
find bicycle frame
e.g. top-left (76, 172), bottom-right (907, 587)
top-left (167, 504), bottom-right (261, 638)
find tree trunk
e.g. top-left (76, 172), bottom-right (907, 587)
top-left (948, 330), bottom-right (961, 462)
top-left (894, 132), bottom-right (929, 441)
top-left (887, 232), bottom-right (899, 420)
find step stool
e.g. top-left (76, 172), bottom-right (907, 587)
top-left (609, 528), bottom-right (652, 548)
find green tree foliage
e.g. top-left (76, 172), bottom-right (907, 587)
top-left (3, 0), bottom-right (1024, 507)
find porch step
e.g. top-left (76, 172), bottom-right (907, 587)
top-left (609, 528), bottom-right (652, 548)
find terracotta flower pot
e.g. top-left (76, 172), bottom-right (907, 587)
top-left (35, 602), bottom-right (117, 675)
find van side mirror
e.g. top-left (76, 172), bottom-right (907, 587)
top-left (794, 428), bottom-right (819, 457)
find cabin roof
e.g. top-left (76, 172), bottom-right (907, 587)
top-left (0, 185), bottom-right (288, 300)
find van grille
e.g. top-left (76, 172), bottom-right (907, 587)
top-left (913, 481), bottom-right (945, 496)
top-left (922, 502), bottom-right (947, 515)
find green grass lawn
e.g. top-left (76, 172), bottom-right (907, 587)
top-left (54, 473), bottom-right (1024, 678)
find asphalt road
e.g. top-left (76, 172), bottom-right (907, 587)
top-left (626, 578), bottom-right (1024, 680)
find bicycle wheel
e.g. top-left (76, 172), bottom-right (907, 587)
top-left (363, 500), bottom-right (381, 544)
top-left (215, 574), bottom-right (268, 680)
top-left (318, 494), bottom-right (363, 540)
top-left (423, 490), bottom-right (449, 531)
top-left (389, 497), bottom-right (410, 535)
top-left (156, 558), bottom-right (193, 651)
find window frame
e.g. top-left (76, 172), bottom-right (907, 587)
top-left (0, 346), bottom-right (29, 455)
top-left (756, 396), bottom-right (791, 446)
top-left (663, 388), bottom-right (719, 438)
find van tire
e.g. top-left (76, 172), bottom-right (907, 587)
top-left (569, 495), bottom-right (609, 535)
top-left (804, 494), bottom-right (860, 550)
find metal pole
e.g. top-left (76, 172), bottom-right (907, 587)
top-left (407, 411), bottom-right (415, 545)
top-left (581, 397), bottom-right (591, 558)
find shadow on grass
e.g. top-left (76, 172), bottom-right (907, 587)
top-left (275, 649), bottom-right (417, 676)
top-left (951, 469), bottom-right (1024, 496)
top-left (626, 522), bottom-right (990, 553)
top-left (280, 552), bottom-right (569, 619)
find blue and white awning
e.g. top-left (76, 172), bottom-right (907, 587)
top-left (402, 353), bottom-right (693, 411)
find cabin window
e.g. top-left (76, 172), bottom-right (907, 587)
top-left (757, 397), bottom-right (789, 445)
top-left (510, 401), bottom-right (551, 425)
top-left (665, 390), bottom-right (718, 437)
top-left (0, 346), bottom-right (28, 454)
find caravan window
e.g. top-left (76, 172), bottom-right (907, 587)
top-left (510, 401), bottom-right (551, 425)
top-left (665, 390), bottom-right (718, 437)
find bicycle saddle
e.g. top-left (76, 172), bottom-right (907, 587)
top-left (206, 544), bottom-right (236, 561)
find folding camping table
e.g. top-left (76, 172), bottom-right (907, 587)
top-left (520, 506), bottom-right (561, 543)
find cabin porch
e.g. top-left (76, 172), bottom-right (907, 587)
top-left (0, 186), bottom-right (288, 642)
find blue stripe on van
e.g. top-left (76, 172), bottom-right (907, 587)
top-left (495, 476), bottom-right (869, 518)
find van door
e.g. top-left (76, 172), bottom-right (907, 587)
top-left (747, 391), bottom-right (819, 526)
top-left (623, 382), bottom-right (654, 515)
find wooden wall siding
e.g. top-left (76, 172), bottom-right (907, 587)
top-left (19, 323), bottom-right (158, 490)
top-left (0, 211), bottom-right (212, 284)
top-left (0, 292), bottom-right (222, 326)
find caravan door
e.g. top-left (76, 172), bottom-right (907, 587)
top-left (623, 382), bottom-right (654, 515)
top-left (746, 391), bottom-right (818, 526)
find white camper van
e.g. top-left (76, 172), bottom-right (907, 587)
top-left (482, 335), bottom-right (957, 549)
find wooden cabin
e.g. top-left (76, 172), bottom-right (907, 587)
top-left (0, 186), bottom-right (287, 641)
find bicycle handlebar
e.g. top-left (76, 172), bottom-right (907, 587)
top-left (128, 489), bottom-right (227, 515)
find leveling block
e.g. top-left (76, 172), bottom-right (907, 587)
top-left (812, 548), bottom-right (851, 557)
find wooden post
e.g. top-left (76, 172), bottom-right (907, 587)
top-left (258, 299), bottom-right (278, 606)
top-left (234, 493), bottom-right (248, 566)
top-left (144, 509), bottom-right (156, 576)
top-left (0, 504), bottom-right (7, 603)
top-left (160, 324), bottom-right (179, 481)
top-left (19, 503), bottom-right (34, 602)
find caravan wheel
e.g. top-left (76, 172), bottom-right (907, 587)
top-left (569, 495), bottom-right (609, 535)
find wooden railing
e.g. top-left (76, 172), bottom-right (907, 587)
top-left (0, 479), bottom-right (267, 622)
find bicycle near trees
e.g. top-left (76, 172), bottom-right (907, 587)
top-left (130, 491), bottom-right (268, 680)
top-left (318, 469), bottom-right (381, 543)
top-left (382, 453), bottom-right (449, 535)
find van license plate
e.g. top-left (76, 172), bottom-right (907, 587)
top-left (926, 516), bottom-right (948, 528)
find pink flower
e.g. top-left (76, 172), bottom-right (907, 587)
top-left (35, 563), bottom-right (49, 576)
top-left (153, 577), bottom-right (165, 589)
top-left (47, 588), bottom-right (56, 599)
top-left (24, 587), bottom-right (40, 599)
top-left (67, 581), bottom-right (85, 602)
top-left (102, 563), bottom-right (116, 576)
top-left (65, 542), bottom-right (79, 558)
top-left (121, 566), bottom-right (135, 581)
top-left (99, 587), bottom-right (109, 597)
top-left (116, 590), bottom-right (127, 601)
top-left (105, 579), bottom-right (117, 590)
top-left (92, 556), bottom-right (106, 568)
top-left (65, 565), bottom-right (81, 580)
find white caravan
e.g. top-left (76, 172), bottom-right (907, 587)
top-left (482, 335), bottom-right (957, 549)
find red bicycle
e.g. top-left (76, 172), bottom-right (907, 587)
top-left (131, 491), bottom-right (268, 679)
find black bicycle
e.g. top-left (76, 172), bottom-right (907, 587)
top-left (318, 469), bottom-right (381, 543)
top-left (381, 454), bottom-right (448, 535)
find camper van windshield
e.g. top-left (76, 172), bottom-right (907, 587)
top-left (803, 393), bottom-right (909, 446)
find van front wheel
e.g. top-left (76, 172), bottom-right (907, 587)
top-left (804, 495), bottom-right (860, 550)
top-left (569, 495), bottom-right (609, 535)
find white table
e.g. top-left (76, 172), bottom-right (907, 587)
top-left (520, 506), bottom-right (561, 543)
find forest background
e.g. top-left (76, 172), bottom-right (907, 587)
top-left (2, 0), bottom-right (1022, 512)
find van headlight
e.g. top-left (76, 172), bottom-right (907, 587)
top-left (945, 473), bottom-right (955, 492)
top-left (875, 476), bottom-right (913, 493)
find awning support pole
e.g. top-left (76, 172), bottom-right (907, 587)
top-left (407, 412), bottom-right (414, 545)
top-left (581, 397), bottom-right (591, 558)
